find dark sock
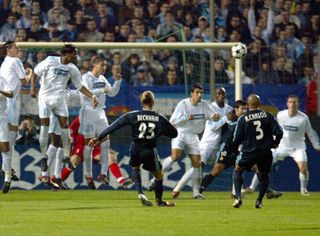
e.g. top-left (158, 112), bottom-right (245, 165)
top-left (154, 179), bottom-right (163, 203)
top-left (200, 174), bottom-right (214, 191)
top-left (233, 169), bottom-right (243, 199)
top-left (131, 168), bottom-right (143, 194)
top-left (257, 174), bottom-right (269, 202)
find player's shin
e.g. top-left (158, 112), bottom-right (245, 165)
top-left (54, 148), bottom-right (64, 178)
top-left (83, 145), bottom-right (93, 177)
top-left (174, 168), bottom-right (193, 192)
top-left (131, 168), bottom-right (143, 194)
top-left (100, 140), bottom-right (109, 176)
top-left (8, 131), bottom-right (17, 151)
top-left (257, 172), bottom-right (269, 201)
top-left (61, 128), bottom-right (71, 157)
top-left (191, 167), bottom-right (201, 196)
top-left (299, 171), bottom-right (309, 191)
top-left (233, 169), bottom-right (243, 199)
top-left (2, 151), bottom-right (12, 182)
top-left (39, 126), bottom-right (49, 155)
top-left (154, 179), bottom-right (164, 202)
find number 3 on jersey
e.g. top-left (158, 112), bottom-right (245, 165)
top-left (138, 122), bottom-right (155, 139)
top-left (253, 120), bottom-right (264, 140)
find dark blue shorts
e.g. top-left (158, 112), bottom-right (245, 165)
top-left (236, 149), bottom-right (273, 173)
top-left (129, 143), bottom-right (162, 172)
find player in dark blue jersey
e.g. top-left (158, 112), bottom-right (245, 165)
top-left (232, 94), bottom-right (283, 209)
top-left (199, 100), bottom-right (247, 193)
top-left (89, 91), bottom-right (178, 207)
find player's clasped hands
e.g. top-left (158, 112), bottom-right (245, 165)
top-left (211, 113), bottom-right (220, 121)
top-left (91, 94), bottom-right (99, 108)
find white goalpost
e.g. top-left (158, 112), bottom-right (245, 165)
top-left (16, 42), bottom-right (243, 100)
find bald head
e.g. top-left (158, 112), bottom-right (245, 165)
top-left (214, 87), bottom-right (226, 107)
top-left (247, 94), bottom-right (260, 109)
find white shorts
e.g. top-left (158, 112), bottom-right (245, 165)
top-left (79, 108), bottom-right (108, 138)
top-left (49, 114), bottom-right (61, 135)
top-left (273, 146), bottom-right (307, 163)
top-left (38, 97), bottom-right (68, 119)
top-left (171, 132), bottom-right (200, 155)
top-left (7, 94), bottom-right (20, 126)
top-left (199, 142), bottom-right (218, 163)
top-left (0, 112), bottom-right (9, 142)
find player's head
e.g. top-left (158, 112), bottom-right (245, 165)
top-left (234, 99), bottom-right (247, 117)
top-left (247, 94), bottom-right (260, 109)
top-left (286, 94), bottom-right (299, 111)
top-left (2, 41), bottom-right (19, 57)
top-left (190, 83), bottom-right (204, 104)
top-left (141, 90), bottom-right (155, 109)
top-left (214, 87), bottom-right (226, 105)
top-left (60, 44), bottom-right (78, 63)
top-left (92, 56), bottom-right (107, 75)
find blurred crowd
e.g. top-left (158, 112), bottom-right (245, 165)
top-left (0, 0), bottom-right (319, 87)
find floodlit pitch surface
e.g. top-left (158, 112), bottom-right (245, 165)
top-left (1, 191), bottom-right (320, 236)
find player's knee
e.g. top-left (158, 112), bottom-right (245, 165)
top-left (154, 170), bottom-right (163, 180)
top-left (257, 172), bottom-right (268, 181)
top-left (70, 155), bottom-right (81, 168)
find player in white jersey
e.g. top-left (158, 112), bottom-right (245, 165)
top-left (159, 83), bottom-right (217, 199)
top-left (30, 44), bottom-right (98, 172)
top-left (0, 77), bottom-right (14, 193)
top-left (244, 95), bottom-right (320, 196)
top-left (171, 87), bottom-right (233, 197)
top-left (79, 56), bottom-right (122, 185)
top-left (0, 41), bottom-right (30, 185)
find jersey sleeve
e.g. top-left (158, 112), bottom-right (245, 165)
top-left (70, 65), bottom-right (84, 90)
top-left (169, 101), bottom-right (189, 126)
top-left (98, 113), bottom-right (130, 140)
top-left (304, 116), bottom-right (320, 149)
top-left (233, 116), bottom-right (245, 147)
top-left (105, 77), bottom-right (122, 97)
top-left (14, 58), bottom-right (26, 79)
top-left (206, 116), bottom-right (228, 131)
top-left (34, 57), bottom-right (49, 77)
top-left (270, 113), bottom-right (283, 146)
top-left (159, 114), bottom-right (178, 138)
top-left (204, 102), bottom-right (216, 120)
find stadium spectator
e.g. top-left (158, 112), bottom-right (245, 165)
top-left (257, 60), bottom-right (278, 84)
top-left (244, 38), bottom-right (266, 78)
top-left (146, 2), bottom-right (160, 29)
top-left (121, 53), bottom-right (140, 84)
top-left (213, 57), bottom-right (230, 84)
top-left (31, 0), bottom-right (48, 25)
top-left (156, 11), bottom-right (182, 41)
top-left (85, 18), bottom-right (104, 42)
top-left (131, 65), bottom-right (154, 86)
top-left (273, 56), bottom-right (296, 84)
top-left (47, 0), bottom-right (70, 22)
top-left (73, 9), bottom-right (87, 32)
top-left (89, 90), bottom-right (177, 207)
top-left (0, 13), bottom-right (17, 42)
top-left (117, 0), bottom-right (135, 25)
top-left (26, 14), bottom-right (48, 41)
top-left (16, 5), bottom-right (32, 29)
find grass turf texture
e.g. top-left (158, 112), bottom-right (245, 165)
top-left (0, 190), bottom-right (320, 236)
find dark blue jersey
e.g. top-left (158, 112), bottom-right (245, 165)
top-left (220, 121), bottom-right (238, 155)
top-left (233, 109), bottom-right (283, 154)
top-left (98, 110), bottom-right (178, 148)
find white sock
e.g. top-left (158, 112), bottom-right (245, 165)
top-left (174, 167), bottom-right (193, 192)
top-left (39, 126), bottom-right (49, 155)
top-left (61, 128), bottom-right (71, 157)
top-left (100, 140), bottom-right (109, 176)
top-left (299, 172), bottom-right (309, 191)
top-left (42, 144), bottom-right (57, 176)
top-left (2, 151), bottom-right (12, 182)
top-left (232, 183), bottom-right (236, 195)
top-left (249, 173), bottom-right (259, 191)
top-left (162, 156), bottom-right (175, 172)
top-left (83, 145), bottom-right (92, 177)
top-left (54, 148), bottom-right (64, 178)
top-left (192, 167), bottom-right (201, 196)
top-left (8, 131), bottom-right (17, 150)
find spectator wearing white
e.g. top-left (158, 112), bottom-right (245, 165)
top-left (0, 14), bottom-right (17, 42)
top-left (85, 19), bottom-right (104, 42)
top-left (79, 56), bottom-right (122, 185)
top-left (16, 5), bottom-right (32, 29)
top-left (47, 0), bottom-right (70, 22)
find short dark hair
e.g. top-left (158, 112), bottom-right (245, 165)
top-left (287, 94), bottom-right (299, 102)
top-left (234, 100), bottom-right (247, 108)
top-left (191, 83), bottom-right (204, 92)
top-left (60, 44), bottom-right (77, 55)
top-left (2, 41), bottom-right (16, 51)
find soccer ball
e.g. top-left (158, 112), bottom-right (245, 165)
top-left (231, 43), bottom-right (247, 59)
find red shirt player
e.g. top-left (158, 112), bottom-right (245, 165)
top-left (61, 116), bottom-right (132, 189)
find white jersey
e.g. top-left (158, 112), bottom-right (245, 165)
top-left (0, 56), bottom-right (25, 96)
top-left (200, 102), bottom-right (233, 146)
top-left (170, 98), bottom-right (215, 134)
top-left (277, 109), bottom-right (320, 150)
top-left (34, 56), bottom-right (83, 99)
top-left (80, 71), bottom-right (122, 109)
top-left (0, 79), bottom-right (8, 112)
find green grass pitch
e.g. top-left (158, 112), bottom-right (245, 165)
top-left (1, 190), bottom-right (320, 236)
